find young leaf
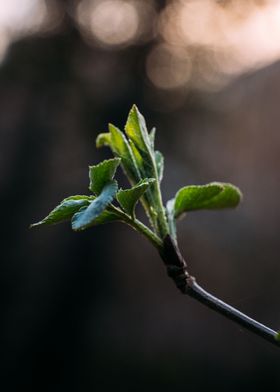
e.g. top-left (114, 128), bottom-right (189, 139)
top-left (96, 125), bottom-right (141, 186)
top-left (174, 182), bottom-right (242, 218)
top-left (116, 178), bottom-right (155, 218)
top-left (155, 150), bottom-right (164, 182)
top-left (72, 181), bottom-right (118, 231)
top-left (129, 141), bottom-right (157, 201)
top-left (108, 123), bottom-right (141, 184)
top-left (96, 133), bottom-right (111, 148)
top-left (125, 105), bottom-right (152, 154)
top-left (89, 158), bottom-right (121, 195)
top-left (124, 106), bottom-right (169, 237)
top-left (30, 196), bottom-right (92, 227)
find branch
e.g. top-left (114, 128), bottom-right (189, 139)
top-left (159, 235), bottom-right (280, 347)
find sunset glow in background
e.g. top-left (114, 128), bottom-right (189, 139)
top-left (1, 0), bottom-right (280, 90)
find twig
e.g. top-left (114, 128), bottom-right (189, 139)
top-left (159, 235), bottom-right (280, 347)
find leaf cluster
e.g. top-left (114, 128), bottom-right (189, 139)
top-left (31, 105), bottom-right (242, 249)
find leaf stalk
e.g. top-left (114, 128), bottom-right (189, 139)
top-left (108, 204), bottom-right (163, 250)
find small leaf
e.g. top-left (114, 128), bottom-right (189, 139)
top-left (116, 178), bottom-right (155, 218)
top-left (96, 133), bottom-right (111, 148)
top-left (108, 123), bottom-right (141, 184)
top-left (129, 140), bottom-right (156, 179)
top-left (98, 106), bottom-right (168, 238)
top-left (166, 198), bottom-right (177, 241)
top-left (129, 141), bottom-right (157, 204)
top-left (124, 106), bottom-right (158, 187)
top-left (89, 158), bottom-right (121, 195)
top-left (129, 140), bottom-right (144, 170)
top-left (72, 181), bottom-right (118, 231)
top-left (125, 105), bottom-right (153, 154)
top-left (174, 182), bottom-right (242, 218)
top-left (30, 196), bottom-right (92, 227)
top-left (155, 150), bottom-right (164, 182)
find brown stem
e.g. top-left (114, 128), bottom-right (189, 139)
top-left (159, 235), bottom-right (280, 347)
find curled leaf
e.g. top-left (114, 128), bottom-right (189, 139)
top-left (96, 133), bottom-right (111, 148)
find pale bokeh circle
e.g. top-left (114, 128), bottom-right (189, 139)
top-left (89, 0), bottom-right (139, 46)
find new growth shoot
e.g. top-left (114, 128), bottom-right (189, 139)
top-left (31, 105), bottom-right (280, 347)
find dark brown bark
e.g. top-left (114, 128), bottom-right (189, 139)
top-left (160, 235), bottom-right (280, 347)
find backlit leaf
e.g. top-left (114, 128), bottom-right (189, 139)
top-left (96, 132), bottom-right (111, 148)
top-left (108, 123), bottom-right (141, 184)
top-left (125, 104), bottom-right (152, 154)
top-left (174, 182), bottom-right (242, 218)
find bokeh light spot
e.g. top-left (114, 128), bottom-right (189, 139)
top-left (146, 44), bottom-right (192, 90)
top-left (89, 0), bottom-right (139, 47)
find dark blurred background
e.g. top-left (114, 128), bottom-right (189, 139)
top-left (1, 0), bottom-right (280, 390)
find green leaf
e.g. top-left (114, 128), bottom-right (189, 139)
top-left (99, 106), bottom-right (168, 238)
top-left (116, 178), bottom-right (155, 218)
top-left (125, 105), bottom-right (153, 154)
top-left (72, 181), bottom-right (118, 231)
top-left (166, 198), bottom-right (177, 241)
top-left (96, 132), bottom-right (111, 148)
top-left (108, 123), bottom-right (141, 184)
top-left (89, 158), bottom-right (121, 195)
top-left (174, 182), bottom-right (242, 218)
top-left (96, 125), bottom-right (142, 186)
top-left (129, 141), bottom-right (156, 197)
top-left (129, 139), bottom-right (168, 237)
top-left (155, 150), bottom-right (164, 182)
top-left (30, 195), bottom-right (92, 227)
